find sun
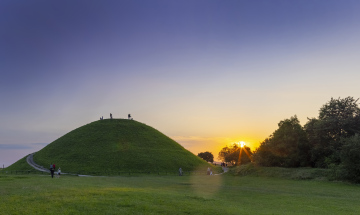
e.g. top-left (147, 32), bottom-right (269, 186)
top-left (239, 141), bottom-right (246, 148)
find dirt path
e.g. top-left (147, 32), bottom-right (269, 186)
top-left (222, 167), bottom-right (229, 173)
top-left (213, 166), bottom-right (229, 175)
top-left (26, 153), bottom-right (50, 173)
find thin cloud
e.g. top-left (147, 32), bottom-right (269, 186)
top-left (171, 136), bottom-right (221, 141)
top-left (0, 144), bottom-right (32, 149)
top-left (171, 136), bottom-right (226, 149)
top-left (0, 143), bottom-right (48, 150)
top-left (31, 143), bottom-right (49, 146)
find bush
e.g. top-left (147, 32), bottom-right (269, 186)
top-left (340, 134), bottom-right (360, 183)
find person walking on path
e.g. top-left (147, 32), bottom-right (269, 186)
top-left (50, 163), bottom-right (54, 178)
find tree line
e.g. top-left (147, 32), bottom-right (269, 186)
top-left (198, 97), bottom-right (360, 183)
top-left (255, 96), bottom-right (360, 182)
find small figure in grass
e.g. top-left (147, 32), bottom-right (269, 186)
top-left (207, 167), bottom-right (210, 175)
top-left (50, 163), bottom-right (54, 178)
top-left (210, 168), bottom-right (213, 175)
top-left (57, 167), bottom-right (61, 178)
top-left (179, 167), bottom-right (183, 176)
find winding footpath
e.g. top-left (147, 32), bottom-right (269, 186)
top-left (222, 167), bottom-right (229, 173)
top-left (214, 167), bottom-right (229, 175)
top-left (26, 153), bottom-right (50, 173)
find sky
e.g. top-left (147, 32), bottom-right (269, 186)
top-left (1, 0), bottom-right (360, 167)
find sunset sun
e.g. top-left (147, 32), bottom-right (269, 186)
top-left (239, 141), bottom-right (246, 148)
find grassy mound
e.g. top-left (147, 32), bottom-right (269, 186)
top-left (3, 156), bottom-right (33, 172)
top-left (9, 119), bottom-right (212, 174)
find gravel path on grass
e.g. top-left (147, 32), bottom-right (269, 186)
top-left (26, 153), bottom-right (50, 173)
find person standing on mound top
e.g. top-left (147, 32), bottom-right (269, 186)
top-left (50, 163), bottom-right (54, 178)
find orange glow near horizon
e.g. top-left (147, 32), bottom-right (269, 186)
top-left (173, 135), bottom-right (264, 162)
top-left (238, 141), bottom-right (253, 165)
top-left (213, 137), bottom-right (262, 161)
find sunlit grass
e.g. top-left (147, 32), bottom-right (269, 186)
top-left (1, 173), bottom-right (360, 214)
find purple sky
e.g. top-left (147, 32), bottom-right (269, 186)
top-left (1, 0), bottom-right (360, 167)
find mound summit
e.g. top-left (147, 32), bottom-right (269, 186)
top-left (31, 119), bottom-right (210, 174)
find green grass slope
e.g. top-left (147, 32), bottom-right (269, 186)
top-left (227, 163), bottom-right (332, 181)
top-left (3, 156), bottom-right (33, 172)
top-left (26, 119), bottom-right (211, 174)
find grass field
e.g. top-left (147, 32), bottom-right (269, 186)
top-left (1, 172), bottom-right (360, 215)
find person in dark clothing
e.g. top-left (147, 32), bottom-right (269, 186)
top-left (50, 163), bottom-right (54, 178)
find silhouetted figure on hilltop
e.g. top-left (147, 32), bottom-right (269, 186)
top-left (110, 113), bottom-right (112, 119)
top-left (128, 114), bottom-right (131, 119)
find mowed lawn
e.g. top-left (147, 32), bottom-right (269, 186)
top-left (1, 174), bottom-right (360, 215)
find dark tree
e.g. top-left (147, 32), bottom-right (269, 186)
top-left (218, 143), bottom-right (252, 165)
top-left (197, 151), bottom-right (214, 163)
top-left (252, 138), bottom-right (282, 167)
top-left (340, 134), bottom-right (360, 183)
top-left (305, 97), bottom-right (360, 167)
top-left (253, 116), bottom-right (311, 167)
